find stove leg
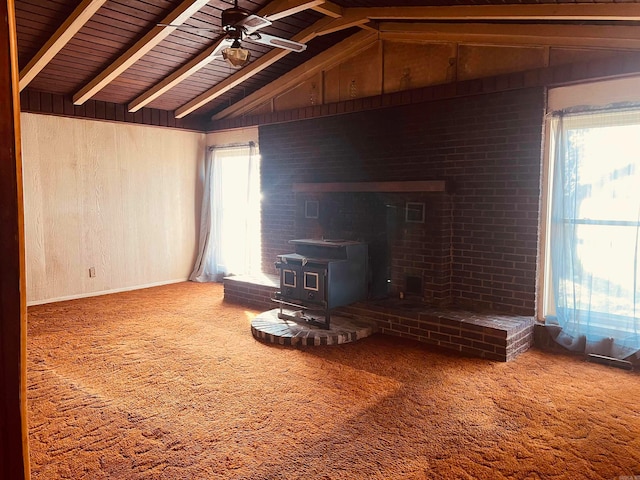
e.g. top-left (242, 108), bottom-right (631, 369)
top-left (325, 311), bottom-right (331, 330)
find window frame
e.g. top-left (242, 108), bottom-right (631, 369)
top-left (539, 106), bottom-right (640, 324)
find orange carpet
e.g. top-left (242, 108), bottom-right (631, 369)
top-left (27, 282), bottom-right (640, 479)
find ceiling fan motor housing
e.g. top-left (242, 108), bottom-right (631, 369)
top-left (222, 7), bottom-right (249, 30)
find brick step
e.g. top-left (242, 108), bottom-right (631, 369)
top-left (223, 275), bottom-right (534, 361)
top-left (339, 302), bottom-right (533, 362)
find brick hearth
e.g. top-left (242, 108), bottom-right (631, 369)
top-left (224, 275), bottom-right (534, 362)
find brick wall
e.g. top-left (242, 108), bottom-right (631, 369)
top-left (259, 87), bottom-right (544, 315)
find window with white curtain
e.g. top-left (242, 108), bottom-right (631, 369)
top-left (544, 108), bottom-right (640, 359)
top-left (190, 142), bottom-right (261, 282)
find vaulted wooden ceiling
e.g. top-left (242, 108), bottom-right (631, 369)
top-left (14, 0), bottom-right (640, 124)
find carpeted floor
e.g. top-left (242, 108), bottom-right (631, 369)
top-left (27, 282), bottom-right (640, 479)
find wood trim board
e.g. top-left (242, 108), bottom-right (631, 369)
top-left (0, 0), bottom-right (29, 477)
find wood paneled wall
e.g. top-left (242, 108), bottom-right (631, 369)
top-left (227, 40), bottom-right (633, 125)
top-left (211, 49), bottom-right (640, 132)
top-left (20, 89), bottom-right (208, 131)
top-left (21, 113), bottom-right (206, 304)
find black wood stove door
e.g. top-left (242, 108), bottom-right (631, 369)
top-left (301, 266), bottom-right (326, 305)
top-left (279, 264), bottom-right (302, 300)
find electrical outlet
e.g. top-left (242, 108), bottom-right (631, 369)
top-left (89, 267), bottom-right (96, 278)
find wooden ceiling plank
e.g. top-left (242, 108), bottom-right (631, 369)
top-left (19, 0), bottom-right (108, 90)
top-left (72, 29), bottom-right (140, 49)
top-left (72, 0), bottom-right (210, 105)
top-left (98, 1), bottom-right (169, 22)
top-left (351, 4), bottom-right (640, 22)
top-left (260, 0), bottom-right (325, 22)
top-left (127, 38), bottom-right (232, 112)
top-left (129, 1), bottom-right (339, 113)
top-left (312, 1), bottom-right (342, 19)
top-left (212, 29), bottom-right (377, 120)
top-left (14, 2), bottom-right (75, 23)
top-left (174, 15), bottom-right (338, 118)
top-left (379, 22), bottom-right (640, 50)
top-left (174, 51), bottom-right (290, 117)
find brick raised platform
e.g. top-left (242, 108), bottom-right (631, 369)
top-left (340, 301), bottom-right (534, 362)
top-left (224, 275), bottom-right (534, 361)
top-left (223, 274), bottom-right (279, 310)
top-left (251, 308), bottom-right (376, 346)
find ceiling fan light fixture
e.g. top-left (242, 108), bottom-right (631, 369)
top-left (222, 39), bottom-right (251, 68)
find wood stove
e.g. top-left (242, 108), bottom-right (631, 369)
top-left (274, 239), bottom-right (368, 329)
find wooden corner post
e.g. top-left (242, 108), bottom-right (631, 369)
top-left (0, 0), bottom-right (30, 478)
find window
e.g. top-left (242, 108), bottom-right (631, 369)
top-left (216, 145), bottom-right (261, 275)
top-left (190, 142), bottom-right (261, 282)
top-left (543, 109), bottom-right (640, 358)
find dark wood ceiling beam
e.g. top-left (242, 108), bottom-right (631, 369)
top-left (19, 0), bottom-right (108, 90)
top-left (379, 22), bottom-right (640, 50)
top-left (72, 0), bottom-right (210, 105)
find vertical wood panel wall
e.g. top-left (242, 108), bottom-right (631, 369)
top-left (20, 89), bottom-right (207, 131)
top-left (21, 113), bottom-right (205, 304)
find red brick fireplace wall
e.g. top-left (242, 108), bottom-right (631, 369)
top-left (259, 87), bottom-right (544, 315)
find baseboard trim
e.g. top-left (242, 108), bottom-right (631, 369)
top-left (26, 278), bottom-right (189, 306)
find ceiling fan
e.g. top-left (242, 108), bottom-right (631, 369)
top-left (160, 0), bottom-right (307, 68)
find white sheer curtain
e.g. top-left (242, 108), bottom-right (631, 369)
top-left (546, 109), bottom-right (640, 359)
top-left (190, 142), bottom-right (260, 282)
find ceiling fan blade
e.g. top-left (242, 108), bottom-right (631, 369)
top-left (237, 14), bottom-right (271, 33)
top-left (246, 32), bottom-right (307, 52)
